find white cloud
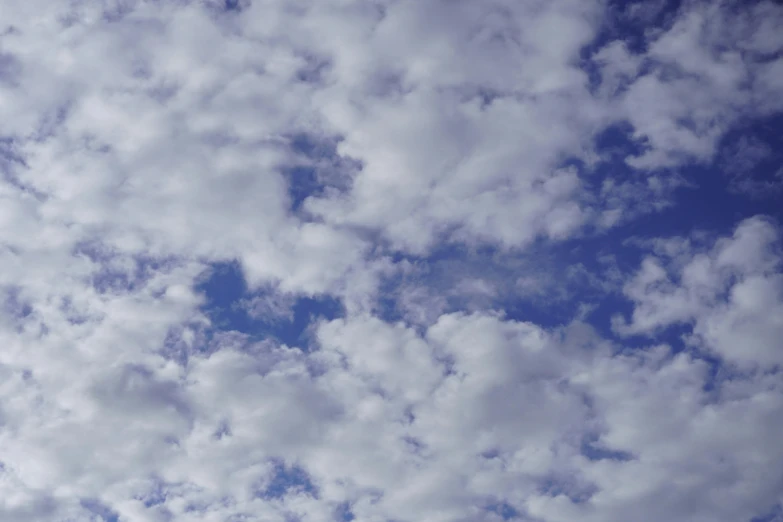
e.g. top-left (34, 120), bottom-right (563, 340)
top-left (615, 216), bottom-right (783, 368)
top-left (0, 0), bottom-right (781, 521)
top-left (606, 0), bottom-right (783, 169)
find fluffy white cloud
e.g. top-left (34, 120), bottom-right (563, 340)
top-left (615, 216), bottom-right (783, 368)
top-left (602, 0), bottom-right (783, 170)
top-left (0, 0), bottom-right (781, 521)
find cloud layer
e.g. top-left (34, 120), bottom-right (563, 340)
top-left (0, 0), bottom-right (782, 521)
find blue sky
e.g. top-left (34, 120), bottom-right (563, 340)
top-left (0, 0), bottom-right (782, 521)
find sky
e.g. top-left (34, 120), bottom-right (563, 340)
top-left (0, 0), bottom-right (782, 521)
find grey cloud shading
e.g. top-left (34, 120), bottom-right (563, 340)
top-left (0, 1), bottom-right (781, 521)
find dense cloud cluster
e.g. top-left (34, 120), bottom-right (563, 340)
top-left (0, 0), bottom-right (782, 521)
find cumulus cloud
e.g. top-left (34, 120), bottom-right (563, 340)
top-left (0, 0), bottom-right (782, 521)
top-left (599, 0), bottom-right (783, 170)
top-left (614, 216), bottom-right (783, 368)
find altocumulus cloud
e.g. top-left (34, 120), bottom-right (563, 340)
top-left (0, 0), bottom-right (782, 521)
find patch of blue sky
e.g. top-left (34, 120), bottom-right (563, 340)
top-left (718, 114), bottom-right (783, 200)
top-left (201, 0), bottom-right (251, 16)
top-left (334, 501), bottom-right (355, 522)
top-left (751, 504), bottom-right (783, 522)
top-left (0, 137), bottom-right (49, 200)
top-left (375, 236), bottom-right (624, 337)
top-left (284, 163), bottom-right (323, 214)
top-left (402, 435), bottom-right (428, 457)
top-left (195, 261), bottom-right (341, 348)
top-left (283, 132), bottom-right (356, 217)
top-left (653, 165), bottom-right (781, 239)
top-left (381, 241), bottom-right (572, 316)
top-left (580, 433), bottom-right (635, 462)
top-left (257, 461), bottom-right (318, 500)
top-left (592, 122), bottom-right (647, 159)
top-left (588, 0), bottom-right (684, 55)
top-left (72, 242), bottom-right (180, 295)
top-left (369, 106), bottom-right (782, 338)
top-left (284, 132), bottom-right (330, 212)
top-left (138, 482), bottom-right (167, 508)
top-left (223, 0), bottom-right (243, 12)
top-left (587, 129), bottom-right (781, 239)
top-left (2, 285), bottom-right (33, 321)
top-left (293, 54), bottom-right (333, 85)
top-left (562, 111), bottom-right (782, 337)
top-left (577, 21), bottom-right (783, 250)
top-left (699, 352), bottom-right (741, 395)
top-left (538, 476), bottom-right (597, 505)
top-left (80, 498), bottom-right (120, 522)
top-left (131, 478), bottom-right (181, 519)
top-left (0, 136), bottom-right (26, 171)
top-left (580, 0), bottom-right (682, 96)
top-left (195, 260), bottom-right (246, 326)
top-left (485, 501), bottom-right (520, 520)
